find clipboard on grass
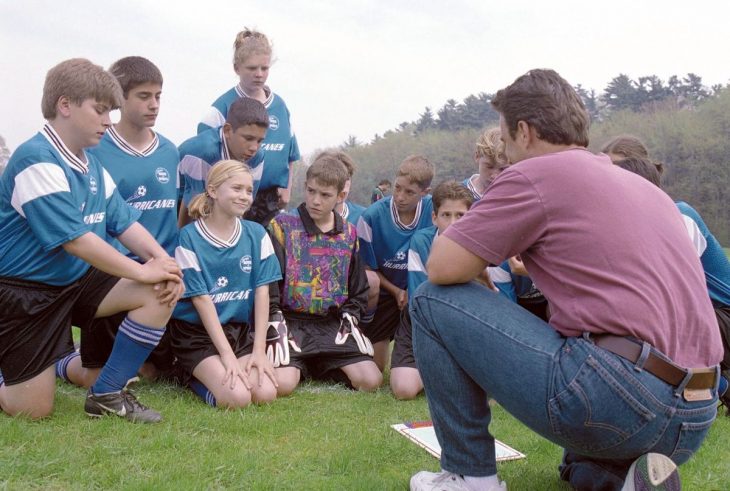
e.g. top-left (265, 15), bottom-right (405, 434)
top-left (392, 421), bottom-right (525, 462)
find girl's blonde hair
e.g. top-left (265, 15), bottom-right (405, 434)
top-left (475, 127), bottom-right (507, 166)
top-left (233, 28), bottom-right (273, 68)
top-left (188, 160), bottom-right (252, 219)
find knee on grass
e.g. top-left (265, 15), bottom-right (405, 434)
top-left (214, 386), bottom-right (253, 409)
top-left (390, 379), bottom-right (422, 400)
top-left (348, 368), bottom-right (383, 392)
top-left (2, 398), bottom-right (55, 420)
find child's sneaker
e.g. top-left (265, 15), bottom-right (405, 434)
top-left (621, 453), bottom-right (680, 491)
top-left (410, 470), bottom-right (506, 491)
top-left (84, 388), bottom-right (162, 423)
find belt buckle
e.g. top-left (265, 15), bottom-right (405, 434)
top-left (683, 388), bottom-right (713, 402)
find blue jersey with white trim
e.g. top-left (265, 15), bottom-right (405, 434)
top-left (407, 226), bottom-right (516, 301)
top-left (89, 128), bottom-right (179, 257)
top-left (357, 195), bottom-right (433, 289)
top-left (197, 85), bottom-right (300, 191)
top-left (178, 127), bottom-right (264, 206)
top-left (462, 174), bottom-right (482, 201)
top-left (676, 201), bottom-right (730, 306)
top-left (173, 218), bottom-right (281, 325)
top-left (0, 125), bottom-right (140, 285)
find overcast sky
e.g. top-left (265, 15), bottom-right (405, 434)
top-left (1, 1), bottom-right (729, 157)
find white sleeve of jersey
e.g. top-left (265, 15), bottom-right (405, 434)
top-left (11, 162), bottom-right (70, 217)
top-left (101, 167), bottom-right (117, 199)
top-left (199, 107), bottom-right (225, 130)
top-left (260, 233), bottom-right (275, 260)
top-left (175, 246), bottom-right (201, 272)
top-left (408, 249), bottom-right (426, 273)
top-left (356, 216), bottom-right (372, 243)
top-left (682, 215), bottom-right (707, 256)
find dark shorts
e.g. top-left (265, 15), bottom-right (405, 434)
top-left (244, 187), bottom-right (280, 226)
top-left (287, 314), bottom-right (373, 379)
top-left (391, 309), bottom-right (415, 369)
top-left (517, 284), bottom-right (550, 322)
top-left (715, 304), bottom-right (730, 370)
top-left (0, 268), bottom-right (119, 385)
top-left (360, 293), bottom-right (403, 344)
top-left (80, 312), bottom-right (174, 370)
top-left (169, 318), bottom-right (253, 385)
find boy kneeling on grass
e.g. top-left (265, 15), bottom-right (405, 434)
top-left (0, 59), bottom-right (183, 423)
top-left (266, 155), bottom-right (382, 395)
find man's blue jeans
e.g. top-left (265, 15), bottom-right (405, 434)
top-left (411, 282), bottom-right (718, 490)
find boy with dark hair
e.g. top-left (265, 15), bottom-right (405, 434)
top-left (0, 58), bottom-right (183, 423)
top-left (357, 155), bottom-right (434, 371)
top-left (410, 69), bottom-right (720, 491)
top-left (56, 56), bottom-right (181, 388)
top-left (178, 97), bottom-right (268, 225)
top-left (268, 155), bottom-right (381, 394)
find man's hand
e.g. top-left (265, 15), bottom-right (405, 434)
top-left (265, 312), bottom-right (290, 367)
top-left (336, 312), bottom-right (374, 356)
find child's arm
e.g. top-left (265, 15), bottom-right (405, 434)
top-left (245, 284), bottom-right (278, 387)
top-left (191, 295), bottom-right (251, 390)
top-left (63, 232), bottom-right (181, 285)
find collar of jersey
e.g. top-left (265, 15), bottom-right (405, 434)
top-left (41, 123), bottom-right (89, 174)
top-left (195, 218), bottom-right (242, 248)
top-left (466, 174), bottom-right (483, 200)
top-left (220, 128), bottom-right (231, 160)
top-left (339, 201), bottom-right (350, 221)
top-left (390, 197), bottom-right (422, 231)
top-left (235, 83), bottom-right (274, 108)
top-left (107, 126), bottom-right (159, 157)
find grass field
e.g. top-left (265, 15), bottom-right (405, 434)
top-left (1, 376), bottom-right (728, 490)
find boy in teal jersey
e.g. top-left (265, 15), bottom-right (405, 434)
top-left (356, 155), bottom-right (434, 371)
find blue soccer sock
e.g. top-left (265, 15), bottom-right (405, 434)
top-left (55, 351), bottom-right (80, 383)
top-left (189, 378), bottom-right (217, 407)
top-left (91, 317), bottom-right (165, 395)
top-left (0, 369), bottom-right (4, 387)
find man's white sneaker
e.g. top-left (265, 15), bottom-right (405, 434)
top-left (410, 470), bottom-right (506, 491)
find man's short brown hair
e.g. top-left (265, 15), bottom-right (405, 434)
top-left (306, 154), bottom-right (349, 192)
top-left (41, 58), bottom-right (122, 119)
top-left (491, 69), bottom-right (590, 147)
top-left (397, 155), bottom-right (434, 189)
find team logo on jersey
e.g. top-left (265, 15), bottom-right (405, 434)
top-left (240, 255), bottom-right (252, 273)
top-left (89, 176), bottom-right (98, 195)
top-left (210, 276), bottom-right (229, 293)
top-left (395, 251), bottom-right (406, 261)
top-left (269, 115), bottom-right (279, 131)
top-left (126, 185), bottom-right (147, 202)
top-left (155, 167), bottom-right (170, 184)
top-left (383, 251), bottom-right (409, 270)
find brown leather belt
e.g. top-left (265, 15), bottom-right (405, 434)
top-left (592, 335), bottom-right (717, 390)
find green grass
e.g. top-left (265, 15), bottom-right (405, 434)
top-left (1, 378), bottom-right (729, 490)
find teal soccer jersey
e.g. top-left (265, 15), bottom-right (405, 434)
top-left (0, 125), bottom-right (140, 285)
top-left (197, 85), bottom-right (300, 191)
top-left (178, 127), bottom-right (264, 206)
top-left (341, 200), bottom-right (366, 227)
top-left (173, 218), bottom-right (281, 325)
top-left (89, 127), bottom-right (179, 257)
top-left (357, 195), bottom-right (433, 290)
